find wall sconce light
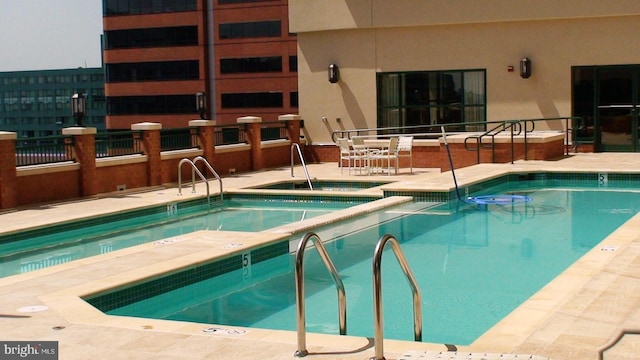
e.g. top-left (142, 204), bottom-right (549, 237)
top-left (195, 91), bottom-right (207, 119)
top-left (70, 93), bottom-right (86, 126)
top-left (328, 64), bottom-right (339, 83)
top-left (520, 57), bottom-right (532, 79)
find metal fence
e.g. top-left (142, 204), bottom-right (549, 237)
top-left (214, 124), bottom-right (247, 145)
top-left (261, 121), bottom-right (288, 141)
top-left (15, 136), bottom-right (74, 166)
top-left (96, 131), bottom-right (143, 158)
top-left (160, 127), bottom-right (199, 151)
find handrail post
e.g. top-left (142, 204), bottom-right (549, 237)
top-left (177, 158), bottom-right (211, 210)
top-left (193, 156), bottom-right (223, 202)
top-left (295, 232), bottom-right (346, 357)
top-left (291, 143), bottom-right (313, 190)
top-left (371, 234), bottom-right (422, 360)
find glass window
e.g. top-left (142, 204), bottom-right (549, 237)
top-left (220, 57), bottom-right (281, 74)
top-left (103, 0), bottom-right (196, 16)
top-left (104, 26), bottom-right (198, 49)
top-left (219, 21), bottom-right (280, 40)
top-left (221, 92), bottom-right (283, 108)
top-left (107, 95), bottom-right (194, 115)
top-left (106, 60), bottom-right (199, 82)
top-left (377, 69), bottom-right (486, 133)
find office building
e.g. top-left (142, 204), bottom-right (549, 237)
top-left (102, 0), bottom-right (297, 129)
top-left (0, 67), bottom-right (105, 137)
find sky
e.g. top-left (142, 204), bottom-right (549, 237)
top-left (1, 1), bottom-right (103, 72)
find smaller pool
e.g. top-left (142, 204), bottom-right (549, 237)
top-left (0, 194), bottom-right (372, 278)
top-left (252, 180), bottom-right (391, 191)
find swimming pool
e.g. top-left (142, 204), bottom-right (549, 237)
top-left (89, 176), bottom-right (640, 346)
top-left (0, 194), bottom-right (372, 278)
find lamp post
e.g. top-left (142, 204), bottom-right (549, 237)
top-left (71, 93), bottom-right (86, 126)
top-left (196, 91), bottom-right (207, 119)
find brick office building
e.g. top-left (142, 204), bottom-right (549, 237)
top-left (102, 0), bottom-right (297, 129)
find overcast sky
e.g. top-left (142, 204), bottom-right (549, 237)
top-left (1, 1), bottom-right (103, 72)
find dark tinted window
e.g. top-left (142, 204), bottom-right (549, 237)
top-left (221, 92), bottom-right (283, 108)
top-left (220, 57), bottom-right (282, 74)
top-left (104, 0), bottom-right (197, 16)
top-left (219, 21), bottom-right (280, 39)
top-left (104, 26), bottom-right (198, 49)
top-left (106, 61), bottom-right (199, 82)
top-left (107, 95), bottom-right (194, 115)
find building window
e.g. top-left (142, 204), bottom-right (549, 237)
top-left (104, 26), bottom-right (198, 49)
top-left (290, 92), bottom-right (298, 108)
top-left (219, 21), bottom-right (281, 39)
top-left (106, 60), bottom-right (199, 82)
top-left (221, 92), bottom-right (283, 108)
top-left (107, 95), bottom-right (194, 115)
top-left (289, 56), bottom-right (297, 72)
top-left (376, 69), bottom-right (486, 132)
top-left (220, 57), bottom-right (282, 74)
top-left (103, 0), bottom-right (197, 16)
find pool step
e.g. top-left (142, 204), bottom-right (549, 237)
top-left (399, 350), bottom-right (551, 360)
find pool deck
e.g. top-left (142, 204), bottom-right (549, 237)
top-left (3, 153), bottom-right (640, 359)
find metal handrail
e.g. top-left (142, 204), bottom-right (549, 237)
top-left (597, 328), bottom-right (640, 360)
top-left (294, 232), bottom-right (346, 357)
top-left (291, 143), bottom-right (313, 190)
top-left (177, 158), bottom-right (210, 210)
top-left (372, 234), bottom-right (422, 360)
top-left (193, 156), bottom-right (223, 202)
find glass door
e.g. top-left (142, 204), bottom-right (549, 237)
top-left (597, 67), bottom-right (640, 151)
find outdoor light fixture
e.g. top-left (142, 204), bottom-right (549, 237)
top-left (70, 93), bottom-right (86, 126)
top-left (196, 91), bottom-right (207, 119)
top-left (520, 57), bottom-right (532, 79)
top-left (328, 64), bottom-right (339, 83)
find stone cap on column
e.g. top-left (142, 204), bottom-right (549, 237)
top-left (0, 131), bottom-right (17, 140)
top-left (189, 119), bottom-right (217, 127)
top-left (62, 127), bottom-right (98, 135)
top-left (131, 122), bottom-right (162, 131)
top-left (237, 116), bottom-right (262, 124)
top-left (278, 114), bottom-right (301, 121)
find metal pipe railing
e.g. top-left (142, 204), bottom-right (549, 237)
top-left (193, 156), bottom-right (223, 202)
top-left (177, 158), bottom-right (210, 210)
top-left (291, 143), bottom-right (313, 190)
top-left (371, 234), bottom-right (422, 360)
top-left (294, 232), bottom-right (346, 357)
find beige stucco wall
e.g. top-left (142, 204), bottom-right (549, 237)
top-left (290, 1), bottom-right (640, 144)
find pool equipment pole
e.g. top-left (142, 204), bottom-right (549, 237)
top-left (441, 126), bottom-right (462, 201)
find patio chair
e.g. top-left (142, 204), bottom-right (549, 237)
top-left (370, 137), bottom-right (399, 175)
top-left (337, 138), bottom-right (368, 174)
top-left (397, 136), bottom-right (414, 173)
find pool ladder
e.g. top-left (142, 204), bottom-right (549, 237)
top-left (294, 233), bottom-right (422, 360)
top-left (177, 157), bottom-right (223, 209)
top-left (291, 143), bottom-right (313, 190)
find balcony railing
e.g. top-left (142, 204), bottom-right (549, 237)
top-left (161, 127), bottom-right (199, 151)
top-left (261, 121), bottom-right (288, 141)
top-left (214, 124), bottom-right (247, 145)
top-left (15, 136), bottom-right (74, 166)
top-left (96, 131), bottom-right (143, 158)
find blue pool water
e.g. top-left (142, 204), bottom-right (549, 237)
top-left (101, 184), bottom-right (640, 345)
top-left (0, 196), bottom-right (361, 278)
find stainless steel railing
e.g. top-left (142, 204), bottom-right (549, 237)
top-left (294, 232), bottom-right (346, 357)
top-left (291, 143), bottom-right (313, 190)
top-left (371, 234), bottom-right (423, 360)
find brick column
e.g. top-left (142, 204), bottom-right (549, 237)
top-left (189, 119), bottom-right (217, 163)
top-left (238, 116), bottom-right (263, 171)
top-left (62, 127), bottom-right (98, 197)
top-left (278, 114), bottom-right (301, 144)
top-left (132, 122), bottom-right (162, 186)
top-left (0, 132), bottom-right (18, 209)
